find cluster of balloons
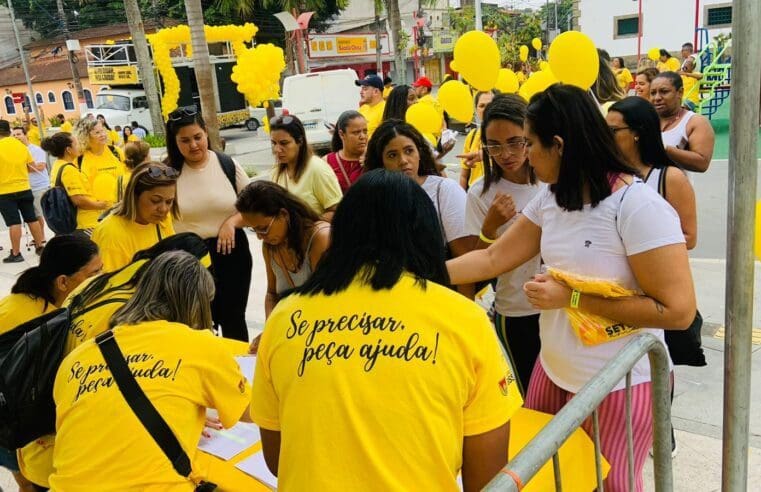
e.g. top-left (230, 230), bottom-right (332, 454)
top-left (648, 47), bottom-right (661, 61)
top-left (147, 23), bottom-right (261, 118)
top-left (427, 29), bottom-right (600, 128)
top-left (231, 43), bottom-right (286, 108)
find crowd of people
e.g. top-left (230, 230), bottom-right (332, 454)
top-left (0, 41), bottom-right (717, 490)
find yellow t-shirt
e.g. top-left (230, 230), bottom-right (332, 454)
top-left (271, 155), bottom-right (342, 216)
top-left (106, 130), bottom-right (120, 147)
top-left (251, 273), bottom-right (523, 491)
top-left (92, 215), bottom-right (175, 272)
top-left (682, 75), bottom-right (701, 104)
top-left (382, 85), bottom-right (393, 99)
top-left (27, 125), bottom-right (41, 146)
top-left (50, 320), bottom-right (251, 491)
top-left (358, 100), bottom-right (386, 139)
top-left (657, 57), bottom-right (680, 73)
top-left (18, 261), bottom-right (145, 487)
top-left (615, 68), bottom-right (633, 89)
top-left (461, 128), bottom-right (484, 187)
top-left (0, 136), bottom-right (34, 195)
top-left (517, 72), bottom-right (527, 85)
top-left (60, 121), bottom-right (73, 133)
top-left (80, 147), bottom-right (126, 205)
top-left (0, 293), bottom-right (54, 335)
top-left (60, 163), bottom-right (100, 230)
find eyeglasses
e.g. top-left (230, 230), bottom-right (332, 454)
top-left (249, 214), bottom-right (277, 236)
top-left (168, 106), bottom-right (198, 122)
top-left (609, 126), bottom-right (631, 134)
top-left (146, 166), bottom-right (180, 179)
top-left (270, 115), bottom-right (295, 126)
top-left (483, 139), bottom-right (527, 157)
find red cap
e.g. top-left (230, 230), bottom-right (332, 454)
top-left (412, 76), bottom-right (432, 89)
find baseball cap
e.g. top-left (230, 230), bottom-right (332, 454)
top-left (355, 74), bottom-right (384, 91)
top-left (412, 76), bottom-right (433, 89)
top-left (0, 120), bottom-right (10, 133)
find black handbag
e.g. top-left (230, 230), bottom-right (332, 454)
top-left (95, 330), bottom-right (217, 491)
top-left (664, 310), bottom-right (707, 367)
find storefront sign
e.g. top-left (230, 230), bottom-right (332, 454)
top-left (308, 33), bottom-right (391, 59)
top-left (433, 31), bottom-right (455, 53)
top-left (87, 65), bottom-right (139, 84)
top-left (11, 92), bottom-right (24, 104)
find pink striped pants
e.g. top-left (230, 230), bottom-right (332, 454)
top-left (525, 360), bottom-right (654, 492)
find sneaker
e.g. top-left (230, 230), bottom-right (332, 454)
top-left (3, 252), bottom-right (24, 263)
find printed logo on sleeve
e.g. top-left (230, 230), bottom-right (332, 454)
top-left (498, 372), bottom-right (516, 396)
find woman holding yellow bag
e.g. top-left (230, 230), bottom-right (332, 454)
top-left (447, 84), bottom-right (695, 492)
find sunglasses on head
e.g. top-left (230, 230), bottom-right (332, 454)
top-left (146, 166), bottom-right (179, 179)
top-left (168, 106), bottom-right (199, 122)
top-left (270, 115), bottom-right (295, 126)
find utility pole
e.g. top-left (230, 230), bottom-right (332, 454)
top-left (475, 0), bottom-right (482, 31)
top-left (722, 0), bottom-right (761, 490)
top-left (55, 0), bottom-right (86, 115)
top-left (7, 0), bottom-right (45, 140)
top-left (374, 1), bottom-right (383, 74)
top-left (124, 0), bottom-right (165, 137)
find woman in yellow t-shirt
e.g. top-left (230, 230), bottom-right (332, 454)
top-left (249, 170), bottom-right (522, 491)
top-left (656, 49), bottom-right (681, 72)
top-left (92, 162), bottom-right (177, 272)
top-left (97, 114), bottom-right (120, 148)
top-left (41, 132), bottom-right (110, 234)
top-left (75, 118), bottom-right (125, 207)
top-left (458, 90), bottom-right (496, 190)
top-left (50, 251), bottom-right (250, 491)
top-left (0, 235), bottom-right (100, 491)
top-left (122, 125), bottom-right (140, 144)
top-left (612, 57), bottom-right (633, 91)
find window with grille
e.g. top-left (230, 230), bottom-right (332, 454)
top-left (48, 91), bottom-right (56, 103)
top-left (62, 91), bottom-right (75, 111)
top-left (706, 6), bottom-right (732, 26)
top-left (4, 96), bottom-right (15, 115)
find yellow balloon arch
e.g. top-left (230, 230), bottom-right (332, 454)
top-left (147, 23), bottom-right (285, 119)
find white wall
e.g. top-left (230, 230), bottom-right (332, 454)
top-left (578, 0), bottom-right (733, 58)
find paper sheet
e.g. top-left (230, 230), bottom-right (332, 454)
top-left (197, 422), bottom-right (261, 460)
top-left (235, 355), bottom-right (256, 383)
top-left (236, 451), bottom-right (278, 489)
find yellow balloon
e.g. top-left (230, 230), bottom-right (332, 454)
top-left (648, 47), bottom-right (661, 61)
top-left (453, 30), bottom-right (501, 91)
top-left (405, 103), bottom-right (442, 135)
top-left (437, 81), bottom-right (474, 123)
top-left (518, 69), bottom-right (558, 101)
top-left (532, 37), bottom-right (542, 51)
top-left (519, 45), bottom-right (529, 62)
top-left (548, 31), bottom-right (599, 90)
top-left (539, 60), bottom-right (550, 72)
top-left (450, 60), bottom-right (459, 72)
top-left (495, 69), bottom-right (520, 94)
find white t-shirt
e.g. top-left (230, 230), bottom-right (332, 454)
top-left (522, 181), bottom-right (684, 393)
top-left (27, 143), bottom-right (49, 192)
top-left (465, 177), bottom-right (543, 317)
top-left (174, 151), bottom-right (250, 239)
top-left (420, 175), bottom-right (468, 244)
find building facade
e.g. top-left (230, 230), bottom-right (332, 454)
top-left (573, 0), bottom-right (733, 59)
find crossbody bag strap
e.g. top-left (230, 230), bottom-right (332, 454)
top-left (334, 152), bottom-right (351, 189)
top-left (55, 163), bottom-right (74, 188)
top-left (95, 330), bottom-right (193, 479)
top-left (156, 224), bottom-right (162, 241)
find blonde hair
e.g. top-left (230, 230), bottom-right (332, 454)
top-left (124, 141), bottom-right (151, 170)
top-left (110, 251), bottom-right (215, 330)
top-left (74, 118), bottom-right (101, 152)
top-left (113, 162), bottom-right (180, 222)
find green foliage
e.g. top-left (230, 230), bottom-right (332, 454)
top-left (144, 133), bottom-right (167, 148)
top-left (537, 0), bottom-right (573, 33)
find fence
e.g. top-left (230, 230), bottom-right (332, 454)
top-left (484, 333), bottom-right (674, 492)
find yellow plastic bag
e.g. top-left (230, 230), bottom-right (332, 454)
top-left (548, 267), bottom-right (639, 346)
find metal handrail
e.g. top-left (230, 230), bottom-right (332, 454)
top-left (484, 333), bottom-right (673, 491)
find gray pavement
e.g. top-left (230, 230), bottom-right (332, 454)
top-left (1, 138), bottom-right (760, 490)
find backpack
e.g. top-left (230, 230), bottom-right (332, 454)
top-left (0, 297), bottom-right (129, 449)
top-left (41, 163), bottom-right (78, 235)
top-left (214, 151), bottom-right (238, 194)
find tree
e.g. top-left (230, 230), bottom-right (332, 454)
top-left (185, 0), bottom-right (221, 149)
top-left (124, 0), bottom-right (165, 137)
top-left (538, 0), bottom-right (573, 34)
top-left (385, 0), bottom-right (405, 83)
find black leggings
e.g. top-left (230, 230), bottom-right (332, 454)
top-left (205, 229), bottom-right (252, 342)
top-left (493, 312), bottom-right (541, 397)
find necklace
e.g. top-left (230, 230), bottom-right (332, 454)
top-left (661, 108), bottom-right (685, 132)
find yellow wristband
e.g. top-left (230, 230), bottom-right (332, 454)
top-left (570, 290), bottom-right (581, 309)
top-left (479, 231), bottom-right (496, 244)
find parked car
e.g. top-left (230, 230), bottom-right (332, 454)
top-left (245, 100), bottom-right (283, 131)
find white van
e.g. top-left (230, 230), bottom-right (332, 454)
top-left (93, 88), bottom-right (152, 132)
top-left (281, 69), bottom-right (360, 153)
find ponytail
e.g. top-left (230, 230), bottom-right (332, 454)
top-left (12, 235), bottom-right (99, 307)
